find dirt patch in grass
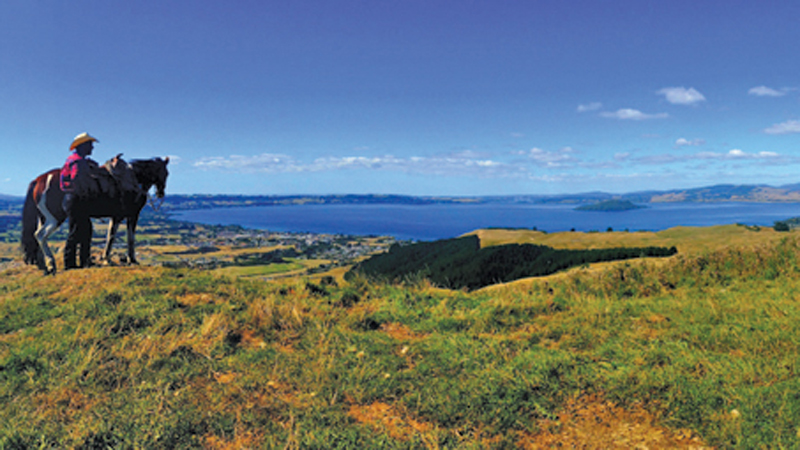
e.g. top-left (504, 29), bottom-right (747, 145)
top-left (348, 402), bottom-right (433, 441)
top-left (347, 395), bottom-right (709, 448)
top-left (380, 322), bottom-right (427, 341)
top-left (34, 387), bottom-right (99, 426)
top-left (239, 328), bottom-right (268, 349)
top-left (521, 394), bottom-right (710, 449)
top-left (176, 293), bottom-right (215, 306)
top-left (203, 431), bottom-right (262, 450)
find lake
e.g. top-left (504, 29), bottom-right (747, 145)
top-left (173, 203), bottom-right (800, 241)
top-left (172, 202), bottom-right (800, 241)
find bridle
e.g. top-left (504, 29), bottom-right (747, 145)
top-left (147, 191), bottom-right (165, 211)
top-left (135, 159), bottom-right (168, 212)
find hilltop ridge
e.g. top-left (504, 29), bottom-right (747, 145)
top-left (135, 183), bottom-right (800, 211)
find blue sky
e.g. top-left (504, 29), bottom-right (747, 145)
top-left (2, 1), bottom-right (799, 196)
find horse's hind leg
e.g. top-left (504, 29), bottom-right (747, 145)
top-left (31, 220), bottom-right (48, 272)
top-left (102, 218), bottom-right (121, 264)
top-left (126, 216), bottom-right (139, 265)
top-left (34, 211), bottom-right (60, 275)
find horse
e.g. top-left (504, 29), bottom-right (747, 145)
top-left (21, 156), bottom-right (169, 274)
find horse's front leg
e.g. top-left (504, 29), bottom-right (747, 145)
top-left (102, 218), bottom-right (121, 264)
top-left (126, 215), bottom-right (139, 265)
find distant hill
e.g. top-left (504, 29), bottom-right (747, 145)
top-left (639, 184), bottom-right (800, 203)
top-left (154, 183), bottom-right (800, 212)
top-left (6, 181), bottom-right (800, 212)
top-left (0, 195), bottom-right (23, 212)
top-left (0, 194), bottom-right (23, 202)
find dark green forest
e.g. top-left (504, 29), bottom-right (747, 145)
top-left (348, 235), bottom-right (677, 290)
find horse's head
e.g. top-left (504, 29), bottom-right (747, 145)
top-left (131, 157), bottom-right (170, 199)
top-left (153, 157), bottom-right (170, 198)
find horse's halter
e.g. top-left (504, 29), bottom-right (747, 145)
top-left (145, 179), bottom-right (167, 212)
top-left (147, 193), bottom-right (165, 211)
top-left (142, 160), bottom-right (168, 212)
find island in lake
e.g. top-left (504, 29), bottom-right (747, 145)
top-left (575, 199), bottom-right (647, 211)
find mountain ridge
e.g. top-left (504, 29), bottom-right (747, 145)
top-left (4, 182), bottom-right (800, 209)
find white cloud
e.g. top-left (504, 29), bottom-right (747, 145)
top-left (194, 153), bottom-right (302, 172)
top-left (635, 149), bottom-right (784, 165)
top-left (657, 87), bottom-right (706, 105)
top-left (748, 86), bottom-right (786, 97)
top-left (725, 149), bottom-right (781, 160)
top-left (764, 119), bottom-right (800, 135)
top-left (191, 144), bottom-right (794, 186)
top-left (600, 108), bottom-right (669, 120)
top-left (577, 102), bottom-right (602, 112)
top-left (695, 151), bottom-right (723, 160)
top-left (522, 147), bottom-right (579, 168)
top-left (675, 138), bottom-right (705, 147)
top-left (636, 154), bottom-right (685, 165)
top-left (194, 152), bottom-right (520, 178)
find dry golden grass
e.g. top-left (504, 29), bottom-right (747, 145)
top-left (522, 394), bottom-right (710, 449)
top-left (147, 244), bottom-right (287, 259)
top-left (469, 224), bottom-right (787, 255)
top-left (347, 402), bottom-right (434, 443)
top-left (470, 224), bottom-right (792, 294)
top-left (309, 265), bottom-right (351, 283)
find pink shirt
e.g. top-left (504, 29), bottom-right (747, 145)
top-left (60, 152), bottom-right (87, 192)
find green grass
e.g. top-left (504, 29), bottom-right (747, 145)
top-left (2, 234), bottom-right (800, 447)
top-left (213, 262), bottom-right (305, 278)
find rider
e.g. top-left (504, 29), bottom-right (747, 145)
top-left (60, 132), bottom-right (100, 269)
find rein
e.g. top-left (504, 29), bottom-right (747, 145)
top-left (147, 192), bottom-right (165, 211)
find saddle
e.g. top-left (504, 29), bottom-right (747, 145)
top-left (93, 154), bottom-right (144, 202)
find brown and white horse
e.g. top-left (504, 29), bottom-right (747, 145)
top-left (21, 157), bottom-right (169, 274)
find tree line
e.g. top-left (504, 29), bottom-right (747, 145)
top-left (348, 235), bottom-right (677, 290)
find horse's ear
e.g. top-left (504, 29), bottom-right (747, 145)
top-left (116, 153), bottom-right (123, 159)
top-left (164, 157), bottom-right (170, 165)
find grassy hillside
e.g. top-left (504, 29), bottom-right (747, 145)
top-left (2, 229), bottom-right (800, 447)
top-left (470, 223), bottom-right (784, 254)
top-left (348, 235), bottom-right (676, 290)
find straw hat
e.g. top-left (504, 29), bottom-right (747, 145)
top-left (70, 132), bottom-right (99, 150)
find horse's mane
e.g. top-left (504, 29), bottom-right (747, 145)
top-left (129, 158), bottom-right (166, 176)
top-left (130, 157), bottom-right (166, 167)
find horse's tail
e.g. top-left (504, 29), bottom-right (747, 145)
top-left (21, 179), bottom-right (42, 266)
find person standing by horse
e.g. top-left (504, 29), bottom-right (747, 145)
top-left (60, 132), bottom-right (101, 269)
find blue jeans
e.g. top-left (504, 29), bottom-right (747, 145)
top-left (62, 193), bottom-right (93, 268)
